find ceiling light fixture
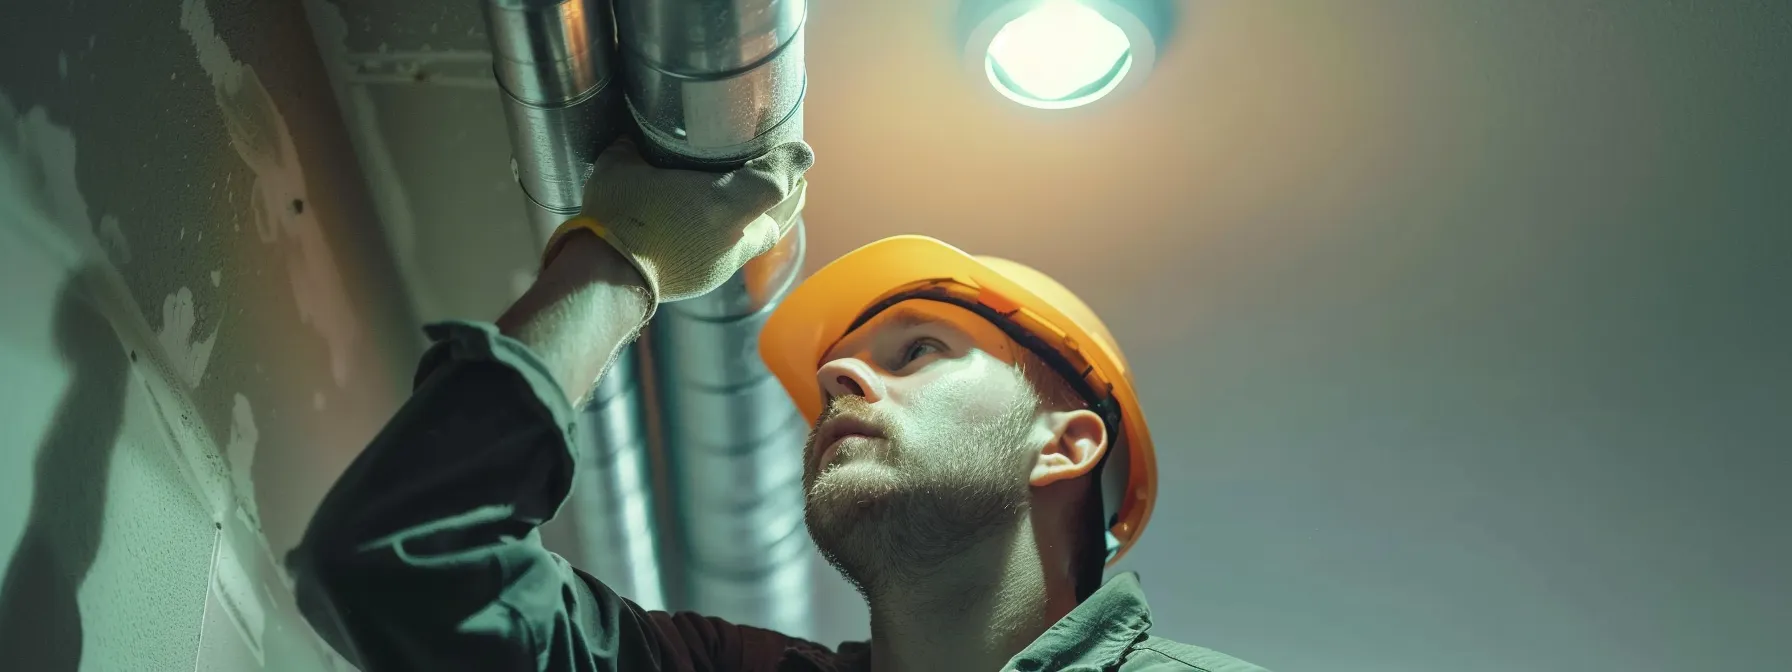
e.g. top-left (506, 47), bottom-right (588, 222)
top-left (961, 0), bottom-right (1166, 110)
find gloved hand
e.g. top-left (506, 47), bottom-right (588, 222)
top-left (543, 138), bottom-right (813, 304)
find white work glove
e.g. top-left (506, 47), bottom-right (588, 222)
top-left (543, 138), bottom-right (813, 304)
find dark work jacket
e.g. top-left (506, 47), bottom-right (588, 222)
top-left (288, 322), bottom-right (1269, 671)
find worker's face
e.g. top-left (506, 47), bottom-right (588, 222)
top-left (801, 300), bottom-right (1049, 584)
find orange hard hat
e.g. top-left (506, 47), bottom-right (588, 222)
top-left (759, 235), bottom-right (1157, 565)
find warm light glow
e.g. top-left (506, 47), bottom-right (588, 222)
top-left (985, 1), bottom-right (1132, 108)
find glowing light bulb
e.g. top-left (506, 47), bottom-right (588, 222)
top-left (985, 1), bottom-right (1133, 108)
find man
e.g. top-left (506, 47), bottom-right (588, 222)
top-left (288, 139), bottom-right (1267, 671)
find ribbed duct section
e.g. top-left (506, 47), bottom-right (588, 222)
top-left (652, 226), bottom-right (811, 632)
top-left (614, 0), bottom-right (813, 634)
top-left (565, 350), bottom-right (666, 609)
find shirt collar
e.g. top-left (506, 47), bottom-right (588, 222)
top-left (779, 573), bottom-right (1154, 672)
top-left (1003, 572), bottom-right (1154, 670)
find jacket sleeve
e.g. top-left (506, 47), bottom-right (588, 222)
top-left (285, 321), bottom-right (773, 671)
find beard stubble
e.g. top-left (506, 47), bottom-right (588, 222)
top-left (802, 391), bottom-right (1039, 596)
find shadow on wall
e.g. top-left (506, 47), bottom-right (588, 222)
top-left (0, 267), bottom-right (130, 672)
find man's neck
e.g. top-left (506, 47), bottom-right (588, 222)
top-left (862, 520), bottom-right (1081, 672)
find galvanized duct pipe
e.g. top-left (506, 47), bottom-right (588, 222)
top-left (565, 350), bottom-right (666, 609)
top-left (480, 0), bottom-right (665, 608)
top-left (650, 227), bottom-right (811, 632)
top-left (615, 0), bottom-right (813, 633)
top-left (483, 0), bottom-right (625, 234)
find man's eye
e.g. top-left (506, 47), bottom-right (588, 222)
top-left (899, 338), bottom-right (945, 367)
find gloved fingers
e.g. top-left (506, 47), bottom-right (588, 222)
top-left (590, 137), bottom-right (651, 176)
top-left (711, 177), bottom-right (804, 264)
top-left (738, 213), bottom-right (783, 262)
top-left (588, 138), bottom-right (725, 198)
top-left (718, 141), bottom-right (814, 211)
top-left (744, 140), bottom-right (816, 180)
top-left (761, 177), bottom-right (807, 239)
top-left (593, 138), bottom-right (810, 178)
top-left (589, 139), bottom-right (810, 198)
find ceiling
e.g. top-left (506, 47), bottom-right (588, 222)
top-left (310, 0), bottom-right (1791, 667)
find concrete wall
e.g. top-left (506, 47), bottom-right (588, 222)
top-left (0, 0), bottom-right (420, 669)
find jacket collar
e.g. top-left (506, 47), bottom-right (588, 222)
top-left (1003, 572), bottom-right (1153, 670)
top-left (781, 573), bottom-right (1154, 671)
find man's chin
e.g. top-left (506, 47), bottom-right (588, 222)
top-left (804, 464), bottom-right (905, 539)
top-left (804, 481), bottom-right (903, 587)
top-left (806, 461), bottom-right (900, 507)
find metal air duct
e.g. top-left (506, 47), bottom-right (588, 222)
top-left (484, 0), bottom-right (623, 234)
top-left (480, 0), bottom-right (665, 608)
top-left (614, 0), bottom-right (813, 634)
top-left (483, 0), bottom-right (812, 633)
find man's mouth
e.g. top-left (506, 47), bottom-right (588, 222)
top-left (813, 414), bottom-right (884, 469)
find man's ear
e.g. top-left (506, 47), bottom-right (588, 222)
top-left (1030, 408), bottom-right (1108, 487)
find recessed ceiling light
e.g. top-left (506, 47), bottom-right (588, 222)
top-left (962, 0), bottom-right (1162, 110)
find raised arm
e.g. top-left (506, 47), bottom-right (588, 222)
top-left (285, 141), bottom-right (812, 671)
top-left (497, 231), bottom-right (654, 406)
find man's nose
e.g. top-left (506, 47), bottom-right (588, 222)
top-left (816, 357), bottom-right (885, 403)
